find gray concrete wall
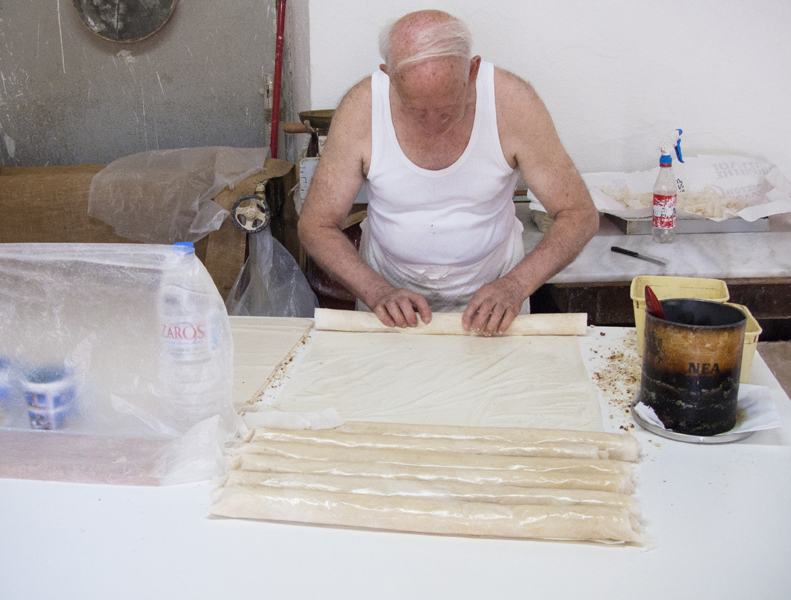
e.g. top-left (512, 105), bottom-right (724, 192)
top-left (0, 0), bottom-right (281, 167)
top-left (283, 0), bottom-right (310, 163)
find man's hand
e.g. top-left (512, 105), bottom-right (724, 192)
top-left (462, 274), bottom-right (525, 336)
top-left (368, 283), bottom-right (432, 328)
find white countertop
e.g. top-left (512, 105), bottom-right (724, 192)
top-left (2, 324), bottom-right (791, 600)
top-left (517, 203), bottom-right (791, 284)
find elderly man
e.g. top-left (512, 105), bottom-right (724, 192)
top-left (298, 10), bottom-right (598, 335)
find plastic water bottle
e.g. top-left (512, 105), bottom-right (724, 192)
top-left (652, 154), bottom-right (678, 243)
top-left (652, 129), bottom-right (684, 244)
top-left (158, 242), bottom-right (221, 420)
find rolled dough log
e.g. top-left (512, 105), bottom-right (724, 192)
top-left (313, 308), bottom-right (588, 337)
top-left (237, 454), bottom-right (634, 494)
top-left (210, 485), bottom-right (643, 543)
top-left (247, 428), bottom-right (605, 460)
top-left (240, 441), bottom-right (634, 480)
top-left (224, 470), bottom-right (641, 516)
top-left (336, 421), bottom-right (641, 462)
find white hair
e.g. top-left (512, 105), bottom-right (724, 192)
top-left (379, 15), bottom-right (473, 74)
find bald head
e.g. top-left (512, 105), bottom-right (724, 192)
top-left (379, 11), bottom-right (479, 135)
top-left (379, 10), bottom-right (472, 75)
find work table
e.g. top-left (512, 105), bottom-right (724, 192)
top-left (2, 322), bottom-right (790, 599)
top-left (517, 204), bottom-right (791, 331)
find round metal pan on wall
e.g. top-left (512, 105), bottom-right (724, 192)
top-left (72, 0), bottom-right (177, 43)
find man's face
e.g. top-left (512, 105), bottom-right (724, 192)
top-left (391, 58), bottom-right (475, 135)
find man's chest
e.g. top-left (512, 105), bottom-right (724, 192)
top-left (391, 117), bottom-right (475, 171)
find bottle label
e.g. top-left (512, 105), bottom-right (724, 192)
top-left (161, 321), bottom-right (205, 342)
top-left (161, 320), bottom-right (209, 359)
top-left (653, 194), bottom-right (676, 229)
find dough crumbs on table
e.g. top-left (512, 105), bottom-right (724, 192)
top-left (249, 329), bottom-right (315, 406)
top-left (587, 330), bottom-right (641, 424)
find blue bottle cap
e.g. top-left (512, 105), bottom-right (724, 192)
top-left (659, 155), bottom-right (672, 166)
top-left (173, 242), bottom-right (195, 255)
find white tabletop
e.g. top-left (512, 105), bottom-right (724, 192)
top-left (518, 204), bottom-right (791, 284)
top-left (2, 326), bottom-right (791, 600)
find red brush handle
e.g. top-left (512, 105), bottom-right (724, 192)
top-left (270, 0), bottom-right (287, 158)
top-left (645, 285), bottom-right (665, 319)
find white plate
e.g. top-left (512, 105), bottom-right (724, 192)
top-left (630, 398), bottom-right (754, 444)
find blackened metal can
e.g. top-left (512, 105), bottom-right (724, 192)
top-left (639, 299), bottom-right (746, 436)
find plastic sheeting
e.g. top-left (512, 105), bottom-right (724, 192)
top-left (225, 229), bottom-right (318, 318)
top-left (0, 243), bottom-right (245, 485)
top-left (87, 147), bottom-right (268, 244)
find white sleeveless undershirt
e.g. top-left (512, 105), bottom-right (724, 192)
top-left (360, 61), bottom-right (526, 312)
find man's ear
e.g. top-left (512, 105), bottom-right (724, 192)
top-left (468, 56), bottom-right (482, 84)
top-left (379, 64), bottom-right (388, 74)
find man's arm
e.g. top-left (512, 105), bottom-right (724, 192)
top-left (297, 79), bottom-right (431, 327)
top-left (462, 69), bottom-right (599, 335)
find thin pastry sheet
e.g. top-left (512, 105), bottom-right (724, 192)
top-left (270, 332), bottom-right (604, 431)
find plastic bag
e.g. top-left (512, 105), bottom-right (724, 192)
top-left (87, 146), bottom-right (268, 244)
top-left (571, 155), bottom-right (788, 223)
top-left (225, 229), bottom-right (318, 318)
top-left (0, 243), bottom-right (245, 485)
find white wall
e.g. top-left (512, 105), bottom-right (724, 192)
top-left (307, 0), bottom-right (791, 178)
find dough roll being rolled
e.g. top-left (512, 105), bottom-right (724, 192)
top-left (237, 454), bottom-right (635, 494)
top-left (336, 421), bottom-right (641, 462)
top-left (246, 428), bottom-right (605, 460)
top-left (223, 470), bottom-right (642, 517)
top-left (313, 308), bottom-right (588, 337)
top-left (240, 441), bottom-right (635, 479)
top-left (210, 485), bottom-right (643, 544)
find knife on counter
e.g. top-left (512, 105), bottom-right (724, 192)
top-left (610, 246), bottom-right (667, 267)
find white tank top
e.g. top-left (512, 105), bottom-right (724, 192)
top-left (361, 61), bottom-right (525, 312)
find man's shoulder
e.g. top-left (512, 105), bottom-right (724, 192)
top-left (491, 66), bottom-right (550, 135)
top-left (320, 76), bottom-right (373, 168)
top-left (490, 65), bottom-right (556, 163)
top-left (333, 76), bottom-right (374, 128)
top-left (492, 66), bottom-right (541, 107)
top-left (343, 75), bottom-right (374, 102)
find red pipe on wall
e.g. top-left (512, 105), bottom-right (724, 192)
top-left (270, 0), bottom-right (286, 158)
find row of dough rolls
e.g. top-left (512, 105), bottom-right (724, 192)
top-left (211, 422), bottom-right (643, 544)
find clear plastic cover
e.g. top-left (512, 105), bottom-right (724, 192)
top-left (225, 229), bottom-right (318, 318)
top-left (87, 147), bottom-right (267, 244)
top-left (0, 243), bottom-right (244, 485)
